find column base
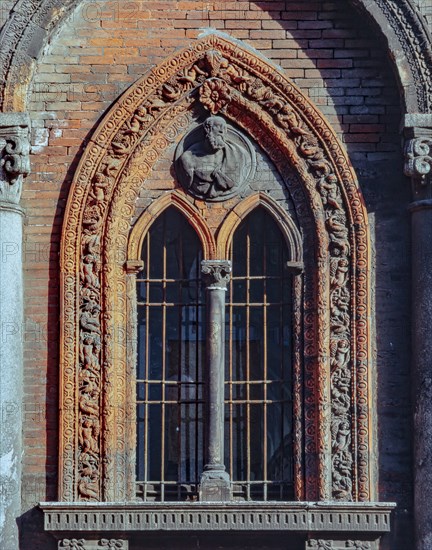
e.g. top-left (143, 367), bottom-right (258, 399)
top-left (199, 469), bottom-right (232, 501)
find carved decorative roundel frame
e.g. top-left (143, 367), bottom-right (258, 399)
top-left (59, 34), bottom-right (373, 504)
top-left (174, 119), bottom-right (256, 201)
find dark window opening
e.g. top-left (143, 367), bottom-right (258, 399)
top-left (136, 207), bottom-right (205, 501)
top-left (226, 208), bottom-right (294, 501)
top-left (136, 207), bottom-right (293, 502)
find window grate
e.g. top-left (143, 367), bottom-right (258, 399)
top-left (136, 207), bottom-right (294, 501)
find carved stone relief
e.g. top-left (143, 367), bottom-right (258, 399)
top-left (60, 34), bottom-right (371, 503)
top-left (404, 135), bottom-right (432, 190)
top-left (175, 115), bottom-right (255, 201)
top-left (0, 113), bottom-right (30, 204)
top-left (306, 541), bottom-right (373, 550)
top-left (58, 540), bottom-right (128, 550)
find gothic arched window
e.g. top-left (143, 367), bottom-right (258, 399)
top-left (136, 207), bottom-right (205, 501)
top-left (226, 208), bottom-right (293, 501)
top-left (135, 205), bottom-right (294, 502)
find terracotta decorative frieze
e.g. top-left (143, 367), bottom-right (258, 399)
top-left (1, 1), bottom-right (430, 114)
top-left (0, 113), bottom-right (30, 204)
top-left (60, 34), bottom-right (372, 503)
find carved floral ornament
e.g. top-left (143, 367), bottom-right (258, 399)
top-left (60, 34), bottom-right (372, 505)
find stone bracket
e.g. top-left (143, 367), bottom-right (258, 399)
top-left (0, 112), bottom-right (31, 205)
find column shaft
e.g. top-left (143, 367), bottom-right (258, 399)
top-left (200, 260), bottom-right (231, 501)
top-left (411, 200), bottom-right (432, 550)
top-left (0, 204), bottom-right (24, 550)
top-left (206, 286), bottom-right (226, 470)
top-left (0, 112), bottom-right (30, 550)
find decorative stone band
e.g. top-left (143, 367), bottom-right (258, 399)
top-left (0, 112), bottom-right (30, 204)
top-left (306, 540), bottom-right (375, 550)
top-left (40, 502), bottom-right (395, 534)
top-left (58, 539), bottom-right (129, 550)
top-left (201, 260), bottom-right (232, 291)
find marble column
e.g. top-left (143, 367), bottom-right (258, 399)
top-left (0, 112), bottom-right (30, 550)
top-left (404, 114), bottom-right (432, 550)
top-left (199, 260), bottom-right (232, 501)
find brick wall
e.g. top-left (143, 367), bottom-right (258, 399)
top-left (14, 1), bottom-right (411, 548)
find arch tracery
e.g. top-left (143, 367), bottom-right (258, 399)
top-left (59, 34), bottom-right (372, 505)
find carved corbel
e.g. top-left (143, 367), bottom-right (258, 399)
top-left (0, 113), bottom-right (30, 205)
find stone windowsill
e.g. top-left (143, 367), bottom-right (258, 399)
top-left (40, 501), bottom-right (396, 534)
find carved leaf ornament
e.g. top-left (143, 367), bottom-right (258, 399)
top-left (60, 34), bottom-right (371, 504)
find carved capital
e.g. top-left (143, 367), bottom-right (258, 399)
top-left (0, 113), bottom-right (30, 205)
top-left (59, 539), bottom-right (129, 550)
top-left (403, 115), bottom-right (432, 198)
top-left (404, 136), bottom-right (432, 181)
top-left (201, 260), bottom-right (231, 290)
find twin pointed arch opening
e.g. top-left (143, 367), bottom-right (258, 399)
top-left (60, 33), bottom-right (373, 505)
top-left (130, 194), bottom-right (301, 502)
top-left (127, 191), bottom-right (303, 264)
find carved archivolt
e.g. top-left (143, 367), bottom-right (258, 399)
top-left (60, 34), bottom-right (372, 504)
top-left (1, 0), bottom-right (430, 112)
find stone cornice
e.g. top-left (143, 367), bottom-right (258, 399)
top-left (40, 502), bottom-right (395, 534)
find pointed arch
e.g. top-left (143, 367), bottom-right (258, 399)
top-left (128, 191), bottom-right (216, 262)
top-left (216, 193), bottom-right (302, 265)
top-left (59, 33), bottom-right (373, 504)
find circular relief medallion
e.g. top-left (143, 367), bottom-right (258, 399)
top-left (174, 115), bottom-right (256, 202)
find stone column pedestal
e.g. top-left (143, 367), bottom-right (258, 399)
top-left (0, 112), bottom-right (30, 550)
top-left (199, 260), bottom-right (231, 501)
top-left (404, 114), bottom-right (432, 550)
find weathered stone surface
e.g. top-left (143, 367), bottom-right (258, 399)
top-left (40, 501), bottom-right (395, 533)
top-left (410, 199), bottom-right (432, 550)
top-left (175, 115), bottom-right (255, 201)
top-left (0, 203), bottom-right (24, 550)
top-left (200, 259), bottom-right (232, 501)
top-left (0, 112), bottom-right (30, 204)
